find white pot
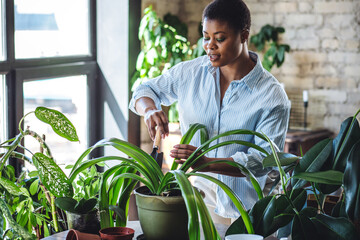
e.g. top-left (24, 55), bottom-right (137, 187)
top-left (225, 234), bottom-right (264, 240)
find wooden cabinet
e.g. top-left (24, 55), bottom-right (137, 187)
top-left (284, 129), bottom-right (333, 155)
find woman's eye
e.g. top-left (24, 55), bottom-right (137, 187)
top-left (216, 38), bottom-right (225, 43)
top-left (203, 37), bottom-right (210, 41)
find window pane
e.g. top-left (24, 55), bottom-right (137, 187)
top-left (23, 76), bottom-right (88, 173)
top-left (0, 0), bottom-right (5, 61)
top-left (15, 0), bottom-right (90, 59)
top-left (0, 75), bottom-right (6, 145)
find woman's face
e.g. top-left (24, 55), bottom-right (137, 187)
top-left (202, 18), bottom-right (244, 67)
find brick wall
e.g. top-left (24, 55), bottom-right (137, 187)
top-left (140, 0), bottom-right (360, 134)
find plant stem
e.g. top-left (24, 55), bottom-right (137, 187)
top-left (25, 130), bottom-right (53, 158)
top-left (18, 111), bottom-right (35, 135)
top-left (311, 183), bottom-right (324, 213)
top-left (50, 193), bottom-right (59, 232)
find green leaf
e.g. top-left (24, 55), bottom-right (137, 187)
top-left (29, 179), bottom-right (39, 196)
top-left (331, 199), bottom-right (347, 218)
top-left (250, 195), bottom-right (276, 236)
top-left (262, 152), bottom-right (300, 168)
top-left (226, 216), bottom-right (247, 236)
top-left (0, 199), bottom-right (36, 240)
top-left (0, 177), bottom-right (23, 196)
top-left (194, 189), bottom-right (221, 240)
top-left (191, 160), bottom-right (263, 200)
top-left (171, 170), bottom-right (200, 240)
top-left (55, 197), bottom-right (77, 212)
top-left (75, 198), bottom-right (97, 214)
top-left (35, 107), bottom-right (79, 142)
top-left (32, 152), bottom-right (73, 198)
top-left (343, 139), bottom-right (360, 222)
top-left (333, 116), bottom-right (360, 172)
top-left (189, 172), bottom-right (254, 234)
top-left (292, 138), bottom-right (333, 189)
top-left (311, 214), bottom-right (358, 240)
top-left (293, 170), bottom-right (343, 185)
top-left (109, 205), bottom-right (126, 223)
top-left (291, 208), bottom-right (318, 240)
top-left (171, 123), bottom-right (209, 170)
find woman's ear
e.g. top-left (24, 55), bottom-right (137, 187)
top-left (241, 30), bottom-right (250, 43)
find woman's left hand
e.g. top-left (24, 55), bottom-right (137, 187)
top-left (170, 144), bottom-right (211, 171)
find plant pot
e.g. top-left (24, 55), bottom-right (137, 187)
top-left (66, 210), bottom-right (101, 235)
top-left (66, 229), bottom-right (101, 240)
top-left (134, 186), bottom-right (189, 240)
top-left (99, 227), bottom-right (135, 240)
top-left (225, 234), bottom-right (264, 240)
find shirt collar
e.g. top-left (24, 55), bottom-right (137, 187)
top-left (203, 51), bottom-right (265, 91)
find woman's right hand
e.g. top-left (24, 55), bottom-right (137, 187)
top-left (144, 108), bottom-right (169, 140)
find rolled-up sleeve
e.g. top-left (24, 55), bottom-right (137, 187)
top-left (129, 63), bottom-right (183, 115)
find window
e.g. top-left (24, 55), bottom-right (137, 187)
top-left (1, 0), bottom-right (99, 175)
top-left (23, 76), bottom-right (88, 171)
top-left (14, 0), bottom-right (90, 59)
top-left (0, 75), bottom-right (6, 144)
top-left (0, 0), bottom-right (5, 61)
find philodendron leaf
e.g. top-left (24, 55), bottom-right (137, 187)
top-left (262, 152), bottom-right (300, 168)
top-left (32, 152), bottom-right (73, 198)
top-left (76, 198), bottom-right (97, 214)
top-left (55, 197), bottom-right (77, 212)
top-left (35, 107), bottom-right (79, 142)
top-left (343, 139), bottom-right (360, 222)
top-left (0, 177), bottom-right (23, 196)
top-left (311, 214), bottom-right (358, 240)
top-left (292, 138), bottom-right (333, 189)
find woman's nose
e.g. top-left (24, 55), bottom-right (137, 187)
top-left (207, 39), bottom-right (216, 50)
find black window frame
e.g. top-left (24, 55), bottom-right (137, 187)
top-left (1, 0), bottom-right (102, 175)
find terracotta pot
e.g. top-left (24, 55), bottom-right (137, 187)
top-left (66, 229), bottom-right (101, 240)
top-left (99, 227), bottom-right (135, 240)
top-left (134, 186), bottom-right (189, 240)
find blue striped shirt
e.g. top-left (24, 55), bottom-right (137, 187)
top-left (129, 52), bottom-right (290, 218)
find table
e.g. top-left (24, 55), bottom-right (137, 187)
top-left (41, 221), bottom-right (278, 240)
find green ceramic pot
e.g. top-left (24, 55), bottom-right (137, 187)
top-left (134, 186), bottom-right (189, 240)
top-left (66, 210), bottom-right (101, 235)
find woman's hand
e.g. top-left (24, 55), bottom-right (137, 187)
top-left (170, 144), bottom-right (211, 171)
top-left (144, 108), bottom-right (169, 140)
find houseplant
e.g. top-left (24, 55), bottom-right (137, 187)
top-left (0, 107), bottom-right (122, 238)
top-left (79, 123), bottom-right (273, 240)
top-left (250, 24), bottom-right (290, 72)
top-left (132, 6), bottom-right (205, 123)
top-left (226, 108), bottom-right (360, 239)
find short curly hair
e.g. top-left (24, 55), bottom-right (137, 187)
top-left (202, 0), bottom-right (251, 33)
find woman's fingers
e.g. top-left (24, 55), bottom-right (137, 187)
top-left (144, 109), bottom-right (169, 140)
top-left (170, 144), bottom-right (199, 160)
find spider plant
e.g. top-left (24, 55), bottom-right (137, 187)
top-left (73, 123), bottom-right (274, 239)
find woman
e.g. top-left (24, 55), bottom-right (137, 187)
top-left (129, 0), bottom-right (290, 222)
